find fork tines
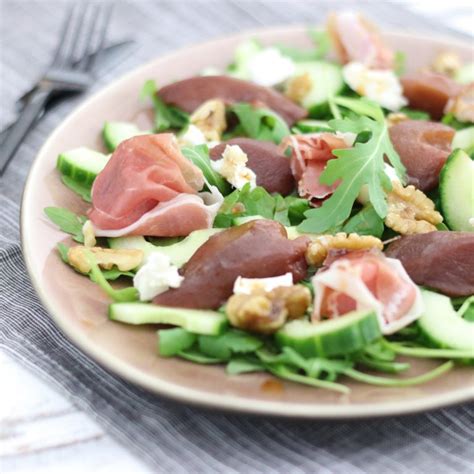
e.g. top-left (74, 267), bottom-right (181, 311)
top-left (51, 2), bottom-right (113, 73)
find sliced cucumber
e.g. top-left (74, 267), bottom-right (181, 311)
top-left (452, 127), bottom-right (474, 156)
top-left (109, 303), bottom-right (227, 335)
top-left (418, 290), bottom-right (474, 352)
top-left (102, 121), bottom-right (148, 152)
top-left (439, 149), bottom-right (474, 232)
top-left (455, 61), bottom-right (474, 85)
top-left (56, 147), bottom-right (110, 185)
top-left (275, 311), bottom-right (381, 358)
top-left (290, 61), bottom-right (344, 116)
top-left (109, 228), bottom-right (222, 268)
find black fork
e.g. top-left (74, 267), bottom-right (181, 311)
top-left (0, 3), bottom-right (112, 176)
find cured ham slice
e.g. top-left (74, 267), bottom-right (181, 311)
top-left (389, 120), bottom-right (455, 192)
top-left (327, 11), bottom-right (394, 69)
top-left (158, 75), bottom-right (307, 126)
top-left (385, 232), bottom-right (474, 297)
top-left (93, 187), bottom-right (223, 238)
top-left (401, 72), bottom-right (462, 120)
top-left (210, 138), bottom-right (294, 195)
top-left (312, 250), bottom-right (423, 334)
top-left (154, 219), bottom-right (310, 309)
top-left (88, 134), bottom-right (220, 237)
top-left (284, 133), bottom-right (353, 203)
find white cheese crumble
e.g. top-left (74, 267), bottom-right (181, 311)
top-left (133, 252), bottom-right (183, 301)
top-left (211, 144), bottom-right (256, 190)
top-left (233, 272), bottom-right (294, 295)
top-left (247, 47), bottom-right (295, 87)
top-left (179, 124), bottom-right (208, 146)
top-left (342, 61), bottom-right (407, 111)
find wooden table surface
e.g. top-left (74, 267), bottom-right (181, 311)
top-left (0, 351), bottom-right (148, 473)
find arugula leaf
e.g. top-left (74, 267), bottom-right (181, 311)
top-left (298, 99), bottom-right (405, 233)
top-left (342, 204), bottom-right (384, 238)
top-left (181, 145), bottom-right (231, 195)
top-left (44, 207), bottom-right (86, 243)
top-left (57, 243), bottom-right (70, 263)
top-left (399, 107), bottom-right (430, 121)
top-left (158, 328), bottom-right (197, 356)
top-left (441, 113), bottom-right (471, 131)
top-left (228, 103), bottom-right (290, 144)
top-left (226, 356), bottom-right (265, 375)
top-left (177, 349), bottom-right (226, 364)
top-left (61, 176), bottom-right (92, 202)
top-left (140, 79), bottom-right (189, 132)
top-left (198, 329), bottom-right (264, 360)
top-left (214, 184), bottom-right (276, 227)
top-left (85, 251), bottom-right (138, 302)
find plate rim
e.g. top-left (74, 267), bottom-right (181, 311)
top-left (21, 24), bottom-right (474, 419)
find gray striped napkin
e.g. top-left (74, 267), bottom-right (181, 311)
top-left (1, 1), bottom-right (473, 472)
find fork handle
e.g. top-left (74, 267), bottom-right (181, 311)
top-left (0, 88), bottom-right (52, 176)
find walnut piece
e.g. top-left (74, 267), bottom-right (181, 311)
top-left (82, 220), bottom-right (96, 248)
top-left (431, 51), bottom-right (462, 77)
top-left (445, 83), bottom-right (474, 123)
top-left (67, 246), bottom-right (143, 274)
top-left (190, 99), bottom-right (227, 142)
top-left (386, 112), bottom-right (408, 127)
top-left (385, 181), bottom-right (442, 235)
top-left (226, 285), bottom-right (311, 334)
top-left (285, 73), bottom-right (312, 104)
top-left (306, 233), bottom-right (383, 266)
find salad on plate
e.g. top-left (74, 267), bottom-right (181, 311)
top-left (45, 11), bottom-right (474, 394)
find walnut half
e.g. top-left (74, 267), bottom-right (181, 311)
top-left (306, 233), bottom-right (383, 266)
top-left (190, 99), bottom-right (227, 142)
top-left (226, 285), bottom-right (311, 334)
top-left (385, 181), bottom-right (442, 235)
top-left (285, 73), bottom-right (313, 104)
top-left (67, 246), bottom-right (144, 274)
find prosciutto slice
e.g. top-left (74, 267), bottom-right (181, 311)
top-left (88, 134), bottom-right (219, 237)
top-left (389, 120), bottom-right (455, 192)
top-left (327, 11), bottom-right (394, 69)
top-left (285, 133), bottom-right (352, 203)
top-left (93, 187), bottom-right (223, 238)
top-left (312, 250), bottom-right (423, 334)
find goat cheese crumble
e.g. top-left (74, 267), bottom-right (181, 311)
top-left (133, 252), bottom-right (183, 301)
top-left (233, 272), bottom-right (294, 295)
top-left (343, 61), bottom-right (407, 111)
top-left (211, 144), bottom-right (256, 190)
top-left (248, 47), bottom-right (295, 87)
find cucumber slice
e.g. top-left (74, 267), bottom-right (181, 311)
top-left (439, 149), bottom-right (474, 232)
top-left (109, 303), bottom-right (227, 335)
top-left (452, 126), bottom-right (474, 155)
top-left (291, 61), bottom-right (344, 115)
top-left (109, 228), bottom-right (222, 268)
top-left (56, 147), bottom-right (110, 185)
top-left (102, 121), bottom-right (148, 152)
top-left (418, 290), bottom-right (474, 351)
top-left (455, 62), bottom-right (474, 85)
top-left (275, 311), bottom-right (381, 358)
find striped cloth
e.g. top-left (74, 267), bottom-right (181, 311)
top-left (1, 1), bottom-right (473, 472)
